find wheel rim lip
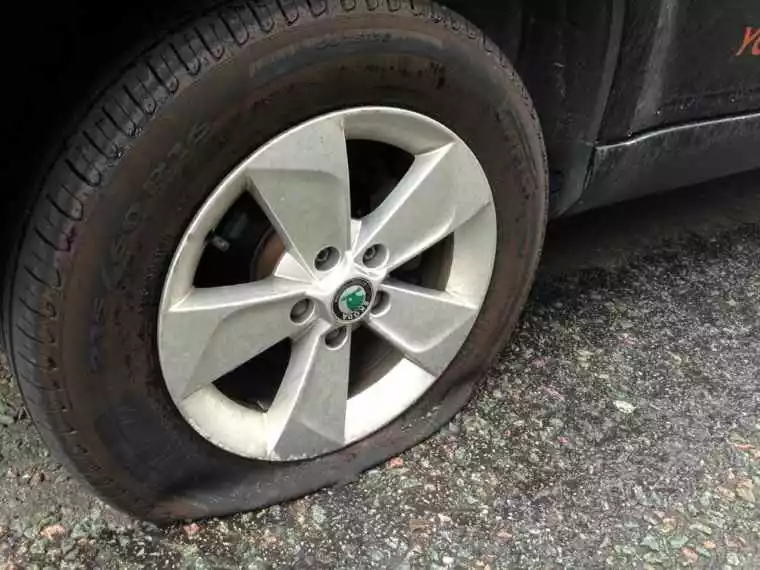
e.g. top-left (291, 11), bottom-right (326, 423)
top-left (157, 106), bottom-right (498, 461)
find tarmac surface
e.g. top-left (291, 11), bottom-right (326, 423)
top-left (1, 173), bottom-right (760, 569)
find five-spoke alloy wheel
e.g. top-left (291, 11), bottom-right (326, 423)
top-left (159, 107), bottom-right (497, 461)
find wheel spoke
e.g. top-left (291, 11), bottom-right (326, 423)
top-left (245, 115), bottom-right (352, 274)
top-left (266, 323), bottom-right (351, 460)
top-left (367, 280), bottom-right (479, 376)
top-left (354, 141), bottom-right (492, 271)
top-left (159, 278), bottom-right (311, 400)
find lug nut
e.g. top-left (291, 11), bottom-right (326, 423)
top-left (361, 244), bottom-right (388, 268)
top-left (363, 245), bottom-right (378, 263)
top-left (314, 247), bottom-right (340, 271)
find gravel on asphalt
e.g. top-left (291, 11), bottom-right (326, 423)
top-left (1, 173), bottom-right (759, 569)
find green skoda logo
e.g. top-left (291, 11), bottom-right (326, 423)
top-left (341, 287), bottom-right (366, 311)
top-left (333, 278), bottom-right (373, 322)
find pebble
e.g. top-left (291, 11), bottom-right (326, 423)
top-left (689, 523), bottom-right (712, 535)
top-left (613, 400), bottom-right (636, 414)
top-left (311, 505), bottom-right (326, 525)
top-left (39, 524), bottom-right (65, 541)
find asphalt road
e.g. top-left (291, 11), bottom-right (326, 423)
top-left (2, 173), bottom-right (760, 569)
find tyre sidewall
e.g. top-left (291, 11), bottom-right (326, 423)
top-left (29, 12), bottom-right (546, 520)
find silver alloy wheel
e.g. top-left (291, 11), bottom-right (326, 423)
top-left (158, 107), bottom-right (497, 461)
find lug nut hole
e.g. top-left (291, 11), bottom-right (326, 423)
top-left (325, 326), bottom-right (348, 350)
top-left (290, 299), bottom-right (314, 324)
top-left (362, 244), bottom-right (388, 268)
top-left (371, 291), bottom-right (390, 316)
top-left (314, 247), bottom-right (340, 271)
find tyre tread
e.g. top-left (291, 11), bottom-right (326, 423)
top-left (1, 0), bottom-right (545, 519)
